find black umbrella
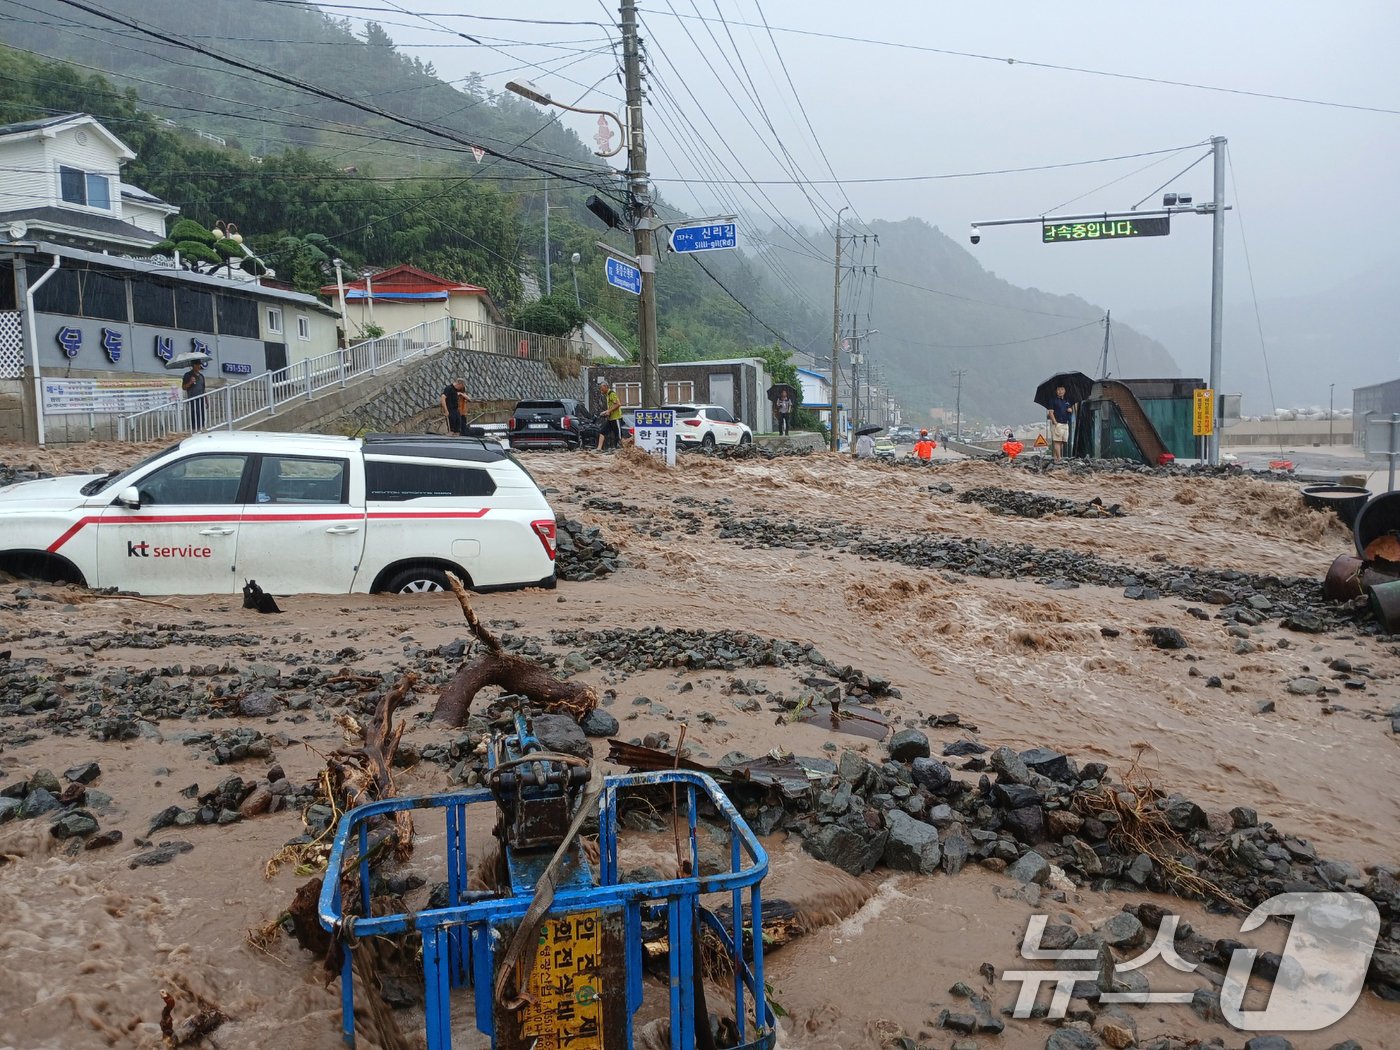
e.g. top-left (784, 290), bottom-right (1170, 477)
top-left (766, 382), bottom-right (799, 404)
top-left (1034, 371), bottom-right (1094, 409)
top-left (854, 423), bottom-right (883, 437)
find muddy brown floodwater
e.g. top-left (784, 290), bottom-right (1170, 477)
top-left (1, 441), bottom-right (1397, 1050)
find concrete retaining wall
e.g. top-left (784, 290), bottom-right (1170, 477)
top-left (265, 347), bottom-right (587, 436)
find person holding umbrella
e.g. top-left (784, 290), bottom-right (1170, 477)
top-left (182, 358), bottom-right (207, 432)
top-left (776, 390), bottom-right (793, 435)
top-left (1046, 384), bottom-right (1074, 460)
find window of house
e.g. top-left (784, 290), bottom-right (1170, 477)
top-left (663, 381), bottom-right (694, 404)
top-left (174, 287), bottom-right (214, 333)
top-left (266, 307), bottom-right (283, 334)
top-left (216, 295), bottom-right (259, 338)
top-left (58, 165), bottom-right (112, 210)
top-left (615, 382), bottom-right (641, 407)
top-left (297, 315), bottom-right (310, 340)
top-left (28, 262), bottom-right (79, 314)
top-left (132, 280), bottom-right (176, 327)
top-left (0, 262), bottom-right (16, 311)
top-left (78, 270), bottom-right (128, 322)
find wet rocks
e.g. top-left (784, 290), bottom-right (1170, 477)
top-left (130, 840), bottom-right (194, 868)
top-left (911, 757), bottom-right (953, 793)
top-left (531, 713), bottom-right (591, 760)
top-left (888, 728), bottom-right (930, 761)
top-left (1006, 850), bottom-right (1050, 885)
top-left (1097, 911), bottom-right (1146, 950)
top-left (51, 810), bottom-right (99, 839)
top-left (801, 822), bottom-right (887, 876)
top-left (579, 709), bottom-right (620, 737)
top-left (882, 810), bottom-right (941, 874)
top-left (555, 518), bottom-right (620, 582)
top-left (957, 486), bottom-right (1125, 520)
top-left (1146, 627), bottom-right (1187, 650)
top-left (238, 691), bottom-right (281, 717)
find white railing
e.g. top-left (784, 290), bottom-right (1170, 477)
top-left (117, 317), bottom-right (452, 443)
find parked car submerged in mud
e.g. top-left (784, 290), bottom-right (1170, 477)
top-left (0, 431), bottom-right (558, 596)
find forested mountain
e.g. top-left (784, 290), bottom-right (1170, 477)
top-left (1, 0), bottom-right (1182, 422)
top-left (762, 219), bottom-right (1179, 423)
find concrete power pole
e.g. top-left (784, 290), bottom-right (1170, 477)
top-left (1206, 135), bottom-right (1227, 466)
top-left (829, 207), bottom-right (847, 451)
top-left (952, 369), bottom-right (967, 439)
top-left (621, 0), bottom-right (660, 408)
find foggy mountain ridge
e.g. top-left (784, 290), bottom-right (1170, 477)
top-left (759, 217), bottom-right (1182, 424)
top-left (1124, 268), bottom-right (1400, 415)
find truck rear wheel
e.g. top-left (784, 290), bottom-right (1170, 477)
top-left (385, 566), bottom-right (452, 594)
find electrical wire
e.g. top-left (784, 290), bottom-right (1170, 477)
top-left (640, 8), bottom-right (1400, 117)
top-left (1225, 144), bottom-right (1285, 453)
top-left (47, 0), bottom-right (615, 190)
top-left (1129, 151), bottom-right (1213, 211)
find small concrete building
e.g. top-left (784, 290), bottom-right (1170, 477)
top-left (0, 243), bottom-right (340, 443)
top-left (584, 358), bottom-right (771, 430)
top-left (1355, 378), bottom-right (1400, 450)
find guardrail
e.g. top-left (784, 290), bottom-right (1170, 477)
top-left (116, 318), bottom-right (452, 443)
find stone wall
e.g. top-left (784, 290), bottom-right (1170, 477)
top-left (303, 348), bottom-right (587, 436)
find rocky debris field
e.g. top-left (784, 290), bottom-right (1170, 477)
top-left (1, 441), bottom-right (1398, 1050)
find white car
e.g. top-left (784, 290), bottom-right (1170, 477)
top-left (0, 431), bottom-right (558, 596)
top-left (666, 403), bottom-right (753, 450)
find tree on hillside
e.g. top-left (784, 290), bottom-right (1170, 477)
top-left (512, 293), bottom-right (587, 337)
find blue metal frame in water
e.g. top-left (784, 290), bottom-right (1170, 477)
top-left (318, 770), bottom-right (776, 1050)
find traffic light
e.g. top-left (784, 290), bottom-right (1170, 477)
top-left (585, 195), bottom-right (627, 231)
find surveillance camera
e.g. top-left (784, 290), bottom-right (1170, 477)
top-left (969, 226), bottom-right (981, 246)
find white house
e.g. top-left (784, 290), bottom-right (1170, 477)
top-left (0, 114), bottom-right (178, 252)
top-left (319, 263), bottom-right (504, 345)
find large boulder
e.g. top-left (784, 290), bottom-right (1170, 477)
top-left (801, 822), bottom-right (888, 876)
top-left (882, 811), bottom-right (941, 874)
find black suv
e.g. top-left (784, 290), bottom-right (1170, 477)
top-left (507, 399), bottom-right (599, 451)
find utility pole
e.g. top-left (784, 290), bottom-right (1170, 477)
top-left (1099, 310), bottom-right (1111, 379)
top-left (829, 206), bottom-right (847, 451)
top-left (1206, 135), bottom-right (1227, 466)
top-left (543, 179), bottom-right (552, 298)
top-left (620, 0), bottom-right (659, 407)
top-left (951, 369), bottom-right (967, 439)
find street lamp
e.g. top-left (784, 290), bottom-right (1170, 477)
top-left (1329, 383), bottom-right (1335, 447)
top-left (504, 81), bottom-right (626, 158)
top-left (570, 252), bottom-right (582, 308)
top-left (332, 257), bottom-right (349, 343)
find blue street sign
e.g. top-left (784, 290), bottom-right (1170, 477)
top-left (669, 222), bottom-right (738, 253)
top-left (605, 256), bottom-right (642, 295)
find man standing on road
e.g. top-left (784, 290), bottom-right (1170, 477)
top-left (182, 358), bottom-right (206, 432)
top-left (913, 429), bottom-right (936, 461)
top-left (596, 379), bottom-right (623, 451)
top-left (1047, 384), bottom-right (1074, 460)
top-left (441, 377), bottom-right (468, 435)
top-left (776, 391), bottom-right (793, 435)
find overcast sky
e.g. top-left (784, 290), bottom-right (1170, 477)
top-left (346, 0), bottom-right (1400, 399)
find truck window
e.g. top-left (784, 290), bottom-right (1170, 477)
top-left (365, 461), bottom-right (497, 500)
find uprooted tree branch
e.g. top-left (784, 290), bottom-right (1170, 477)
top-left (432, 573), bottom-right (597, 726)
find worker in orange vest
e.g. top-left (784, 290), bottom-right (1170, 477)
top-left (913, 429), bottom-right (937, 461)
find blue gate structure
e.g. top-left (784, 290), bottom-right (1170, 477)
top-left (318, 756), bottom-right (774, 1050)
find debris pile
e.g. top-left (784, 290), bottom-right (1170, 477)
top-left (554, 517), bottom-right (620, 581)
top-left (640, 735), bottom-right (1400, 1004)
top-left (712, 442), bottom-right (815, 460)
top-left (957, 486), bottom-right (1126, 519)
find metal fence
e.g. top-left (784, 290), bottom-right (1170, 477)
top-left (116, 315), bottom-right (587, 443)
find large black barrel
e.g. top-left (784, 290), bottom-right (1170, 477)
top-left (1354, 490), bottom-right (1400, 561)
top-left (1301, 485), bottom-right (1371, 528)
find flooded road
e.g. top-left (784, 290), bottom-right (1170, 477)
top-left (1, 442), bottom-right (1396, 1048)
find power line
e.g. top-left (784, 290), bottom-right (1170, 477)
top-left (47, 0), bottom-right (615, 190)
top-left (639, 8), bottom-right (1400, 117)
top-left (645, 144), bottom-right (1207, 185)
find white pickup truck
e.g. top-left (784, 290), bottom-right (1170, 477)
top-left (0, 431), bottom-right (558, 596)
